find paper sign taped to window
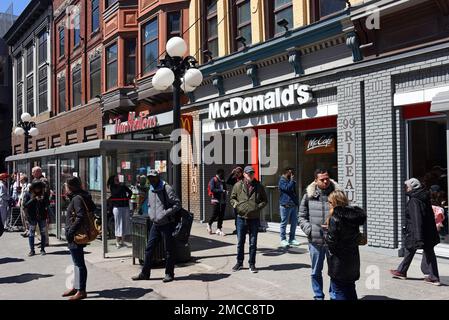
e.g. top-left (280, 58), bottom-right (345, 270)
top-left (118, 175), bottom-right (124, 183)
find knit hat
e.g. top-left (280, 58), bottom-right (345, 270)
top-left (404, 178), bottom-right (422, 191)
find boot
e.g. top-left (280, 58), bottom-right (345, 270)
top-left (68, 290), bottom-right (87, 300)
top-left (62, 288), bottom-right (77, 297)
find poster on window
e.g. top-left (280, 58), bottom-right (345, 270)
top-left (159, 160), bottom-right (167, 173)
top-left (89, 157), bottom-right (101, 191)
top-left (121, 161), bottom-right (131, 170)
top-left (154, 161), bottom-right (161, 172)
top-left (304, 133), bottom-right (336, 154)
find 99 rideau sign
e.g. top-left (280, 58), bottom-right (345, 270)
top-left (341, 116), bottom-right (356, 203)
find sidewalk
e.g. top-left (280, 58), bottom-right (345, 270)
top-left (1, 220), bottom-right (448, 300)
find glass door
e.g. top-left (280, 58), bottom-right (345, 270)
top-left (41, 157), bottom-right (57, 236)
top-left (59, 154), bottom-right (77, 240)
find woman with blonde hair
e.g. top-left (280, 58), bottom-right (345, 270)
top-left (324, 190), bottom-right (366, 300)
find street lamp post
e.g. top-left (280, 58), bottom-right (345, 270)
top-left (14, 113), bottom-right (39, 154)
top-left (152, 37), bottom-right (203, 198)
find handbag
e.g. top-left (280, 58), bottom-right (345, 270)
top-left (71, 196), bottom-right (100, 245)
top-left (357, 232), bottom-right (367, 246)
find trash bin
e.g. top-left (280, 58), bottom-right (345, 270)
top-left (131, 215), bottom-right (191, 265)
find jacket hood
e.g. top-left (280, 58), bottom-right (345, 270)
top-left (332, 205), bottom-right (366, 226)
top-left (68, 189), bottom-right (90, 200)
top-left (406, 187), bottom-right (429, 202)
top-left (306, 179), bottom-right (341, 198)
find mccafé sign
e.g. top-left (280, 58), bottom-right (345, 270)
top-left (115, 112), bottom-right (158, 134)
top-left (208, 84), bottom-right (313, 120)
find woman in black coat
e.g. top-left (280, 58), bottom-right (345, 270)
top-left (107, 175), bottom-right (132, 248)
top-left (63, 176), bottom-right (97, 300)
top-left (324, 190), bottom-right (366, 300)
top-left (390, 178), bottom-right (441, 286)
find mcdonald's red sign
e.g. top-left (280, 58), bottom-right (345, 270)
top-left (181, 115), bottom-right (193, 135)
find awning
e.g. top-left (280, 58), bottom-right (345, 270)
top-left (430, 90), bottom-right (449, 113)
top-left (5, 139), bottom-right (173, 162)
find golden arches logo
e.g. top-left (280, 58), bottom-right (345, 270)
top-left (181, 115), bottom-right (193, 135)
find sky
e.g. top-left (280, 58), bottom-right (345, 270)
top-left (0, 0), bottom-right (31, 16)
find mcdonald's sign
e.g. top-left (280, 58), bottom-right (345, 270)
top-left (181, 115), bottom-right (193, 135)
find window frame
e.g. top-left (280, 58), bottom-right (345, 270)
top-left (58, 76), bottom-right (66, 113)
top-left (142, 17), bottom-right (159, 75)
top-left (230, 0), bottom-right (252, 52)
top-left (38, 65), bottom-right (48, 114)
top-left (125, 39), bottom-right (136, 85)
top-left (106, 43), bottom-right (118, 90)
top-left (202, 0), bottom-right (219, 61)
top-left (38, 30), bottom-right (47, 66)
top-left (26, 44), bottom-right (33, 75)
top-left (264, 0), bottom-right (293, 39)
top-left (73, 11), bottom-right (81, 48)
top-left (90, 55), bottom-right (101, 99)
top-left (91, 0), bottom-right (100, 34)
top-left (16, 55), bottom-right (22, 82)
top-left (58, 26), bottom-right (65, 58)
top-left (167, 11), bottom-right (181, 40)
top-left (72, 67), bottom-right (82, 108)
top-left (26, 75), bottom-right (34, 116)
top-left (310, 0), bottom-right (347, 22)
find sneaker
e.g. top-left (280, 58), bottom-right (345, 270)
top-left (289, 239), bottom-right (301, 247)
top-left (390, 269), bottom-right (407, 280)
top-left (249, 265), bottom-right (258, 273)
top-left (232, 263), bottom-right (243, 272)
top-left (40, 250), bottom-right (46, 256)
top-left (216, 229), bottom-right (226, 236)
top-left (163, 274), bottom-right (174, 283)
top-left (131, 273), bottom-right (150, 281)
top-left (207, 225), bottom-right (212, 235)
top-left (116, 242), bottom-right (123, 249)
top-left (28, 251), bottom-right (35, 257)
top-left (280, 240), bottom-right (289, 248)
top-left (424, 277), bottom-right (441, 286)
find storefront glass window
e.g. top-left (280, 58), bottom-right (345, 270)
top-left (408, 117), bottom-right (448, 243)
top-left (59, 155), bottom-right (77, 239)
top-left (40, 157), bottom-right (57, 236)
top-left (260, 130), bottom-right (337, 223)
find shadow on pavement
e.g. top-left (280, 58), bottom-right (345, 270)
top-left (88, 287), bottom-right (153, 300)
top-left (152, 273), bottom-right (231, 282)
top-left (258, 247), bottom-right (307, 256)
top-left (189, 235), bottom-right (234, 252)
top-left (46, 250), bottom-right (70, 255)
top-left (360, 295), bottom-right (399, 300)
top-left (0, 257), bottom-right (25, 264)
top-left (258, 263), bottom-right (311, 271)
top-left (0, 273), bottom-right (53, 284)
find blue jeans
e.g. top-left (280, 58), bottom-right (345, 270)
top-left (142, 222), bottom-right (176, 277)
top-left (70, 246), bottom-right (87, 291)
top-left (308, 243), bottom-right (327, 300)
top-left (330, 279), bottom-right (358, 300)
top-left (28, 219), bottom-right (46, 252)
top-left (236, 217), bottom-right (259, 265)
top-left (280, 205), bottom-right (298, 242)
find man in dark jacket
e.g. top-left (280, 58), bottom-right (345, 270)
top-left (226, 166), bottom-right (243, 235)
top-left (278, 168), bottom-right (299, 248)
top-left (298, 168), bottom-right (341, 300)
top-left (230, 166), bottom-right (267, 273)
top-left (390, 178), bottom-right (441, 286)
top-left (207, 169), bottom-right (227, 236)
top-left (132, 169), bottom-right (181, 283)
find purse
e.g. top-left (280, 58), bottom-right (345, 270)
top-left (71, 197), bottom-right (100, 245)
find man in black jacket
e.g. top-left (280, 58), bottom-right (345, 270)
top-left (390, 178), bottom-right (441, 286)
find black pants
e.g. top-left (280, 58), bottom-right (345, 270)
top-left (142, 222), bottom-right (176, 277)
top-left (208, 203), bottom-right (226, 230)
top-left (397, 246), bottom-right (440, 281)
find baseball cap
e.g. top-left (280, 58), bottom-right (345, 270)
top-left (244, 166), bottom-right (255, 174)
top-left (147, 169), bottom-right (159, 177)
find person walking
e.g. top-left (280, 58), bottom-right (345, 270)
top-left (226, 166), bottom-right (243, 235)
top-left (0, 173), bottom-right (9, 229)
top-left (324, 190), bottom-right (366, 300)
top-left (31, 166), bottom-right (50, 246)
top-left (107, 175), bottom-right (132, 248)
top-left (279, 168), bottom-right (300, 248)
top-left (63, 176), bottom-right (97, 300)
top-left (230, 166), bottom-right (267, 273)
top-left (390, 178), bottom-right (441, 286)
top-left (299, 168), bottom-right (342, 300)
top-left (18, 174), bottom-right (31, 237)
top-left (23, 181), bottom-right (49, 256)
top-left (132, 170), bottom-right (181, 283)
top-left (207, 169), bottom-right (227, 236)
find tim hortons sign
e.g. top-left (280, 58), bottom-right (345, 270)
top-left (115, 112), bottom-right (158, 134)
top-left (208, 84), bottom-right (313, 120)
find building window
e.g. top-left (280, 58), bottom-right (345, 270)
top-left (203, 0), bottom-right (218, 60)
top-left (59, 27), bottom-right (65, 57)
top-left (72, 67), bottom-right (82, 107)
top-left (38, 31), bottom-right (47, 65)
top-left (58, 77), bottom-right (66, 113)
top-left (106, 43), bottom-right (118, 90)
top-left (142, 18), bottom-right (158, 74)
top-left (105, 0), bottom-right (118, 9)
top-left (90, 55), bottom-right (101, 99)
top-left (73, 11), bottom-right (81, 47)
top-left (26, 75), bottom-right (34, 116)
top-left (92, 0), bottom-right (100, 33)
top-left (26, 44), bottom-right (33, 74)
top-left (167, 11), bottom-right (181, 39)
top-left (17, 83), bottom-right (23, 121)
top-left (125, 39), bottom-right (136, 85)
top-left (266, 0), bottom-right (293, 38)
top-left (311, 0), bottom-right (346, 22)
top-left (16, 55), bottom-right (22, 81)
top-left (38, 66), bottom-right (47, 114)
top-left (231, 0), bottom-right (251, 51)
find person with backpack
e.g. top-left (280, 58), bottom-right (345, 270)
top-left (63, 176), bottom-right (97, 300)
top-left (132, 169), bottom-right (181, 283)
top-left (207, 169), bottom-right (227, 236)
